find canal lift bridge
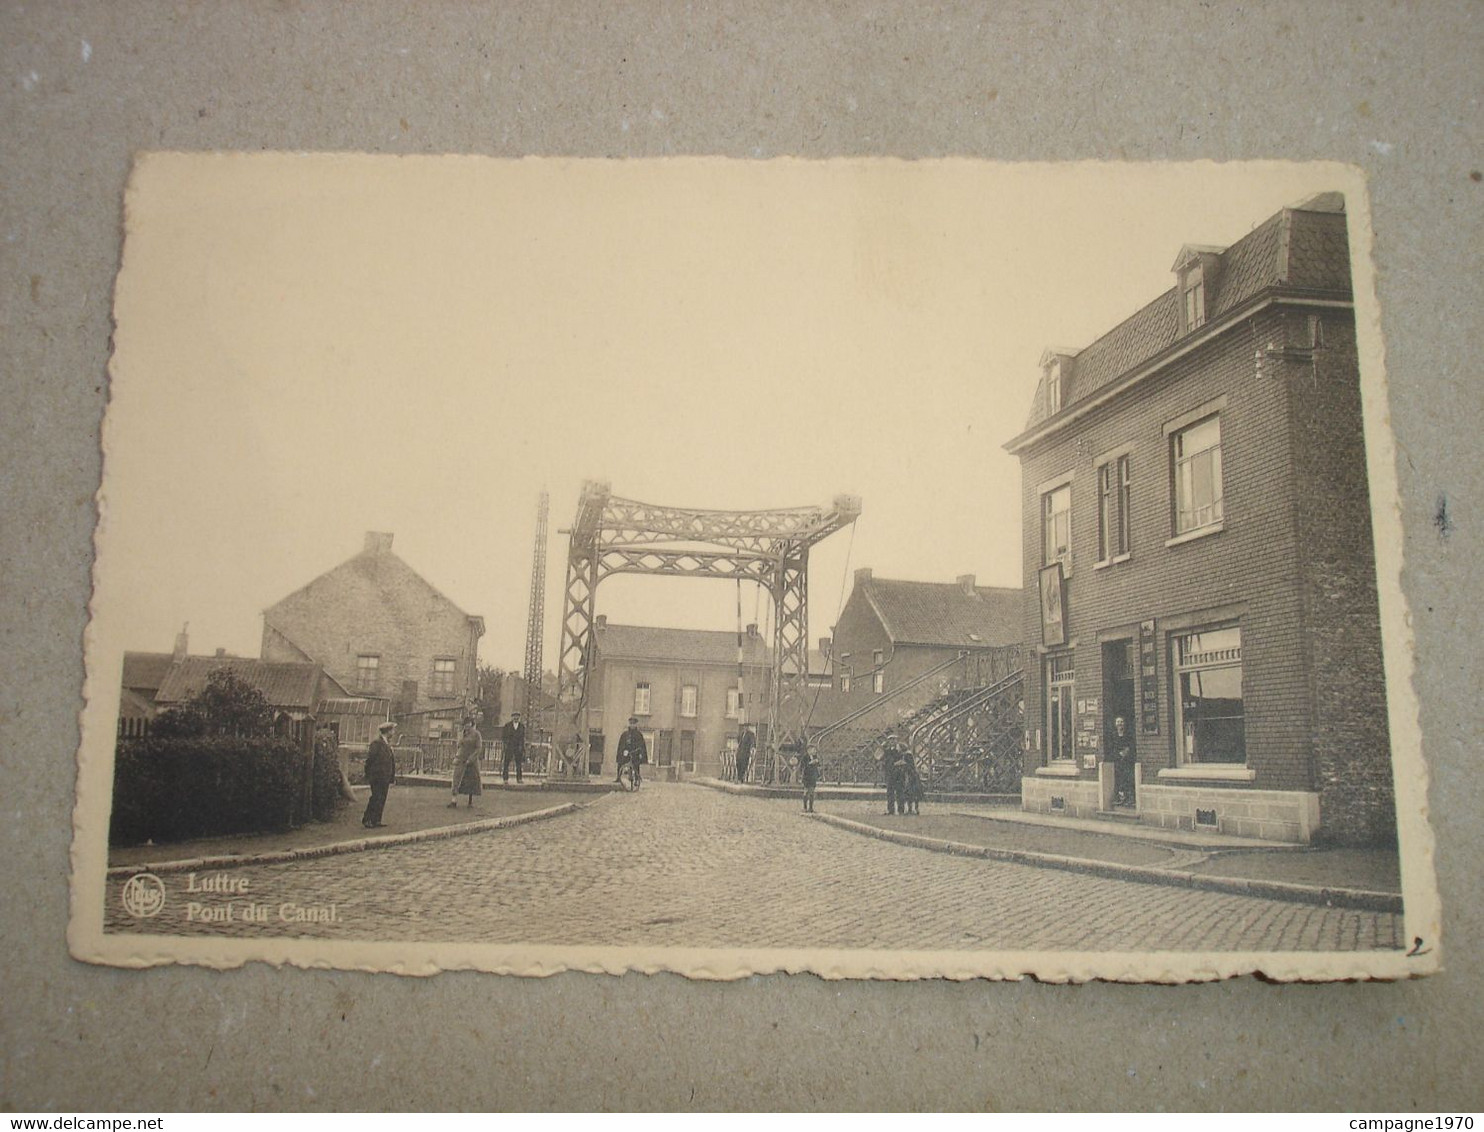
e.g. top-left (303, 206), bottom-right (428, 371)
top-left (548, 480), bottom-right (861, 784)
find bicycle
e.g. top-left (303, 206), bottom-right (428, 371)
top-left (617, 756), bottom-right (642, 792)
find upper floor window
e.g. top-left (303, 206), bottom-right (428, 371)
top-left (355, 654), bottom-right (380, 693)
top-left (1098, 454), bottom-right (1132, 561)
top-left (430, 657), bottom-right (457, 696)
top-left (1172, 416), bottom-right (1224, 535)
top-left (1182, 266), bottom-right (1206, 331)
top-left (680, 684), bottom-right (698, 718)
top-left (1045, 358), bottom-right (1064, 415)
top-left (1042, 483), bottom-right (1072, 572)
top-left (1174, 626), bottom-right (1244, 765)
top-left (633, 682), bottom-right (652, 717)
top-left (725, 688), bottom-right (741, 719)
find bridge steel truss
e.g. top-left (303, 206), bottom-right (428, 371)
top-left (549, 480), bottom-right (861, 783)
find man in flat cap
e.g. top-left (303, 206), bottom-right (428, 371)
top-left (501, 710), bottom-right (527, 784)
top-left (362, 720), bottom-right (397, 828)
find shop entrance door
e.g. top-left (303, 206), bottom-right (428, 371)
top-left (1102, 639), bottom-right (1137, 807)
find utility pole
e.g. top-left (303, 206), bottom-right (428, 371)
top-left (522, 489), bottom-right (549, 752)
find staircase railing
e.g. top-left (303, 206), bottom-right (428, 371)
top-left (813, 668), bottom-right (1025, 793)
top-left (911, 669), bottom-right (1024, 795)
top-left (815, 688), bottom-right (974, 784)
top-left (809, 650), bottom-right (970, 746)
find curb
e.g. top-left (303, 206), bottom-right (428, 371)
top-left (693, 777), bottom-right (1018, 806)
top-left (106, 800), bottom-right (592, 878)
top-left (808, 812), bottom-right (1402, 913)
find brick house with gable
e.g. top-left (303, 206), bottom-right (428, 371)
top-left (1003, 193), bottom-right (1395, 845)
top-left (261, 532), bottom-right (484, 740)
top-left (809, 567), bottom-right (1022, 733)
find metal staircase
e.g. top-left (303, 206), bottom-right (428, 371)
top-left (815, 668), bottom-right (1024, 794)
top-left (909, 669), bottom-right (1025, 794)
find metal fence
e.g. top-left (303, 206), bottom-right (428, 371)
top-left (390, 736), bottom-right (552, 778)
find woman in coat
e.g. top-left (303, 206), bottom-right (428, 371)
top-left (449, 717), bottom-right (484, 808)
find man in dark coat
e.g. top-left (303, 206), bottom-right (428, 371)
top-left (735, 723), bottom-right (756, 783)
top-left (362, 720), bottom-right (397, 828)
top-left (882, 728), bottom-right (909, 816)
top-left (1110, 715), bottom-right (1136, 808)
top-left (616, 716), bottom-right (648, 787)
top-left (501, 710), bottom-right (526, 784)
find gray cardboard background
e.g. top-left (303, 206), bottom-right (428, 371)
top-left (1, 1), bottom-right (1479, 1111)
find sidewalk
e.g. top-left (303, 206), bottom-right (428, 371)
top-left (107, 783), bottom-right (597, 873)
top-left (693, 779), bottom-right (1401, 909)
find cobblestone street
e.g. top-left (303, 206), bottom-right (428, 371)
top-left (106, 782), bottom-right (1402, 952)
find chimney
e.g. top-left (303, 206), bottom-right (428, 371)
top-left (172, 622), bottom-right (189, 662)
top-left (746, 622), bottom-right (759, 638)
top-left (819, 636), bottom-right (832, 657)
top-left (957, 574), bottom-right (976, 595)
top-left (853, 567), bottom-right (873, 586)
top-left (215, 647), bottom-right (227, 658)
top-left (595, 614), bottom-right (607, 629)
top-left (364, 531), bottom-right (394, 555)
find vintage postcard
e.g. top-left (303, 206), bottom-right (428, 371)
top-left (70, 155), bottom-right (1438, 981)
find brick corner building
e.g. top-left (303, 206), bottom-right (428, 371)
top-left (261, 532), bottom-right (485, 740)
top-left (1003, 192), bottom-right (1395, 847)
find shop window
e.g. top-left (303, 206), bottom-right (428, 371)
top-left (1097, 454), bottom-right (1131, 562)
top-left (1174, 626), bottom-right (1245, 764)
top-left (1042, 483), bottom-right (1072, 573)
top-left (1045, 652), bottom-right (1075, 764)
top-left (1172, 415), bottom-right (1224, 535)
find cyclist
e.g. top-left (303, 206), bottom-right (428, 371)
top-left (616, 715), bottom-right (648, 788)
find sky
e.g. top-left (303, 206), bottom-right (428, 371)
top-left (94, 156), bottom-right (1358, 673)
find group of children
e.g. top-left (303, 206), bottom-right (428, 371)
top-left (793, 730), bottom-right (923, 816)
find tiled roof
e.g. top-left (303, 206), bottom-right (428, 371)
top-left (154, 656), bottom-right (336, 710)
top-left (121, 651), bottom-right (175, 692)
top-left (1022, 201), bottom-right (1352, 431)
top-left (862, 579), bottom-right (1022, 648)
top-left (595, 624), bottom-right (772, 667)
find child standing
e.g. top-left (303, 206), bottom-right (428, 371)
top-left (903, 745), bottom-right (922, 815)
top-left (800, 745), bottom-right (821, 813)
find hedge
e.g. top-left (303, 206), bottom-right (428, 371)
top-left (109, 734), bottom-right (307, 847)
top-left (311, 737), bottom-right (347, 823)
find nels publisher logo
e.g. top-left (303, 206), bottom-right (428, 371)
top-left (121, 872), bottom-right (167, 918)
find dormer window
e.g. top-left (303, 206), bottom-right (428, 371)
top-left (1182, 265), bottom-right (1206, 330)
top-left (1172, 245), bottom-right (1224, 336)
top-left (1039, 349), bottom-right (1077, 418)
